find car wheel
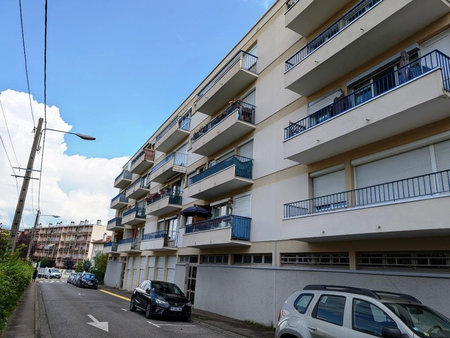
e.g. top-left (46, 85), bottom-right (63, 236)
top-left (183, 314), bottom-right (190, 322)
top-left (129, 296), bottom-right (136, 312)
top-left (145, 303), bottom-right (152, 319)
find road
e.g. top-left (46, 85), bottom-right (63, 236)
top-left (38, 280), bottom-right (240, 338)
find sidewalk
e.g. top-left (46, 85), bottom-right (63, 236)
top-left (100, 286), bottom-right (275, 338)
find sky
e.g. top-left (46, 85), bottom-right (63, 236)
top-left (0, 0), bottom-right (275, 229)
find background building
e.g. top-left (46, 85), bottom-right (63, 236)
top-left (35, 220), bottom-right (111, 269)
top-left (104, 0), bottom-right (450, 325)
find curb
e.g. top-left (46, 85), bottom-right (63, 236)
top-left (34, 283), bottom-right (40, 338)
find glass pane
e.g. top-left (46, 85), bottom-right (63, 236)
top-left (315, 295), bottom-right (346, 326)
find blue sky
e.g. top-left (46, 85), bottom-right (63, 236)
top-left (0, 0), bottom-right (275, 159)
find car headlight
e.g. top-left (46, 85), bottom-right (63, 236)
top-left (186, 302), bottom-right (192, 307)
top-left (155, 298), bottom-right (169, 308)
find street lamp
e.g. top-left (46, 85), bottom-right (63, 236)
top-left (26, 210), bottom-right (60, 259)
top-left (10, 117), bottom-right (95, 252)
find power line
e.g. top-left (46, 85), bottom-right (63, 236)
top-left (18, 0), bottom-right (36, 128)
top-left (0, 99), bottom-right (20, 166)
top-left (0, 132), bottom-right (19, 195)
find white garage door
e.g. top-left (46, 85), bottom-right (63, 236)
top-left (147, 256), bottom-right (155, 280)
top-left (156, 256), bottom-right (165, 281)
top-left (166, 256), bottom-right (176, 283)
top-left (132, 256), bottom-right (139, 289)
top-left (138, 256), bottom-right (147, 284)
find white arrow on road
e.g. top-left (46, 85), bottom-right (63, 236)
top-left (87, 314), bottom-right (109, 332)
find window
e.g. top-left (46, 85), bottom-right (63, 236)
top-left (233, 254), bottom-right (272, 265)
top-left (200, 255), bottom-right (228, 264)
top-left (281, 253), bottom-right (349, 267)
top-left (353, 299), bottom-right (397, 336)
top-left (357, 251), bottom-right (450, 271)
top-left (211, 202), bottom-right (230, 218)
top-left (179, 255), bottom-right (198, 263)
top-left (313, 295), bottom-right (346, 326)
top-left (294, 294), bottom-right (314, 314)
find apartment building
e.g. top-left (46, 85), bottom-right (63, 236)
top-left (104, 0), bottom-right (450, 325)
top-left (34, 220), bottom-right (110, 269)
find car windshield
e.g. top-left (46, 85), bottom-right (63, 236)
top-left (385, 303), bottom-right (450, 338)
top-left (152, 281), bottom-right (183, 296)
top-left (52, 269), bottom-right (60, 273)
top-left (83, 274), bottom-right (96, 280)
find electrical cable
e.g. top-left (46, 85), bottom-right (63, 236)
top-left (0, 133), bottom-right (19, 195)
top-left (0, 99), bottom-right (20, 166)
top-left (18, 0), bottom-right (36, 128)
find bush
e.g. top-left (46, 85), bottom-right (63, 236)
top-left (0, 250), bottom-right (33, 332)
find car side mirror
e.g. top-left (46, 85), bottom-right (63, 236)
top-left (382, 327), bottom-right (409, 338)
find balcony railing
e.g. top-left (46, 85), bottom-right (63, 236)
top-left (142, 230), bottom-right (178, 245)
top-left (197, 50), bottom-right (258, 101)
top-left (115, 170), bottom-right (132, 182)
top-left (285, 0), bottom-right (382, 72)
top-left (126, 177), bottom-right (147, 192)
top-left (192, 100), bottom-right (256, 142)
top-left (285, 0), bottom-right (299, 13)
top-left (118, 238), bottom-right (133, 244)
top-left (155, 116), bottom-right (191, 142)
top-left (185, 215), bottom-right (251, 241)
top-left (284, 169), bottom-right (450, 218)
top-left (107, 217), bottom-right (122, 227)
top-left (131, 238), bottom-right (141, 250)
top-left (123, 206), bottom-right (146, 218)
top-left (151, 152), bottom-right (187, 174)
top-left (189, 155), bottom-right (253, 185)
top-left (146, 191), bottom-right (182, 206)
top-left (131, 149), bottom-right (155, 166)
top-left (284, 50), bottom-right (450, 140)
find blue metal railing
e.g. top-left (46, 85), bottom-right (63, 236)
top-left (285, 50), bottom-right (450, 140)
top-left (104, 242), bottom-right (112, 247)
top-left (285, 0), bottom-right (299, 13)
top-left (118, 238), bottom-right (133, 244)
top-left (126, 177), bottom-right (145, 191)
top-left (192, 100), bottom-right (256, 143)
top-left (197, 50), bottom-right (258, 101)
top-left (107, 217), bottom-right (122, 227)
top-left (146, 191), bottom-right (182, 206)
top-left (111, 242), bottom-right (118, 251)
top-left (142, 230), bottom-right (178, 242)
top-left (285, 0), bottom-right (382, 72)
top-left (155, 115), bottom-right (191, 142)
top-left (123, 206), bottom-right (146, 218)
top-left (111, 193), bottom-right (128, 205)
top-left (185, 215), bottom-right (251, 241)
top-left (114, 170), bottom-right (132, 183)
top-left (284, 169), bottom-right (450, 218)
top-left (151, 152), bottom-right (187, 174)
top-left (189, 155), bottom-right (253, 185)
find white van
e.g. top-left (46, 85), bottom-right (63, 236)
top-left (44, 268), bottom-right (61, 279)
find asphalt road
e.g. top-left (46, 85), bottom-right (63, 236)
top-left (39, 280), bottom-right (240, 338)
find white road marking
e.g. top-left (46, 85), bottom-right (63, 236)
top-left (121, 308), bottom-right (128, 311)
top-left (158, 323), bottom-right (195, 327)
top-left (147, 321), bottom-right (161, 328)
top-left (87, 314), bottom-right (109, 332)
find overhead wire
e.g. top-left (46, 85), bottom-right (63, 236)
top-left (0, 132), bottom-right (19, 195)
top-left (18, 0), bottom-right (36, 128)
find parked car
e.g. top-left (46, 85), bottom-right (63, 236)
top-left (130, 280), bottom-right (191, 321)
top-left (44, 268), bottom-right (61, 279)
top-left (67, 272), bottom-right (77, 284)
top-left (77, 272), bottom-right (98, 289)
top-left (72, 272), bottom-right (83, 286)
top-left (276, 285), bottom-right (450, 338)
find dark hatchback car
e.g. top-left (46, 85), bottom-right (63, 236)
top-left (130, 280), bottom-right (191, 321)
top-left (77, 273), bottom-right (98, 289)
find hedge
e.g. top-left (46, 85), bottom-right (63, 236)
top-left (0, 254), bottom-right (34, 332)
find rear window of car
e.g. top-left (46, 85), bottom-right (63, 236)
top-left (313, 295), bottom-right (346, 326)
top-left (294, 293), bottom-right (314, 314)
top-left (83, 274), bottom-right (96, 280)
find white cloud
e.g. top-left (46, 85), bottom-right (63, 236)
top-left (0, 89), bottom-right (129, 229)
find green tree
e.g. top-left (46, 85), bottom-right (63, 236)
top-left (64, 257), bottom-right (74, 270)
top-left (82, 259), bottom-right (91, 272)
top-left (75, 261), bottom-right (83, 272)
top-left (39, 256), bottom-right (49, 268)
top-left (92, 253), bottom-right (108, 284)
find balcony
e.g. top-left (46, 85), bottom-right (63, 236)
top-left (114, 170), bottom-right (132, 189)
top-left (285, 0), bottom-right (352, 37)
top-left (197, 50), bottom-right (258, 115)
top-left (117, 238), bottom-right (141, 253)
top-left (191, 101), bottom-right (256, 156)
top-left (146, 192), bottom-right (183, 217)
top-left (183, 215), bottom-right (251, 248)
top-left (125, 178), bottom-right (150, 200)
top-left (106, 217), bottom-right (123, 231)
top-left (186, 155), bottom-right (253, 200)
top-left (122, 206), bottom-right (146, 226)
top-left (284, 0), bottom-right (449, 96)
top-left (140, 230), bottom-right (178, 251)
top-left (149, 152), bottom-right (187, 184)
top-left (130, 149), bottom-right (155, 175)
top-left (155, 116), bottom-right (191, 153)
top-left (110, 193), bottom-right (128, 209)
top-left (284, 51), bottom-right (450, 164)
top-left (283, 169), bottom-right (450, 241)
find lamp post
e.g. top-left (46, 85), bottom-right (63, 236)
top-left (26, 210), bottom-right (60, 259)
top-left (9, 117), bottom-right (95, 251)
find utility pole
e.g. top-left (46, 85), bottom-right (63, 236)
top-left (26, 210), bottom-right (41, 259)
top-left (10, 118), bottom-right (44, 252)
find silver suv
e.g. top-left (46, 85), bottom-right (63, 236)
top-left (276, 285), bottom-right (450, 338)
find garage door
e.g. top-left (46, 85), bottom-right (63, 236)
top-left (126, 257), bottom-right (133, 290)
top-left (147, 256), bottom-right (155, 280)
top-left (156, 257), bottom-right (165, 281)
top-left (132, 256), bottom-right (139, 289)
top-left (166, 256), bottom-right (176, 283)
top-left (138, 256), bottom-right (147, 284)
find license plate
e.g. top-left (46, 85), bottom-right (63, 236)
top-left (169, 307), bottom-right (182, 312)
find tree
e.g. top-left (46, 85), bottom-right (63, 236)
top-left (75, 261), bottom-right (83, 272)
top-left (15, 231), bottom-right (36, 259)
top-left (64, 257), bottom-right (74, 270)
top-left (92, 253), bottom-right (108, 284)
top-left (82, 259), bottom-right (92, 272)
top-left (39, 256), bottom-right (49, 268)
